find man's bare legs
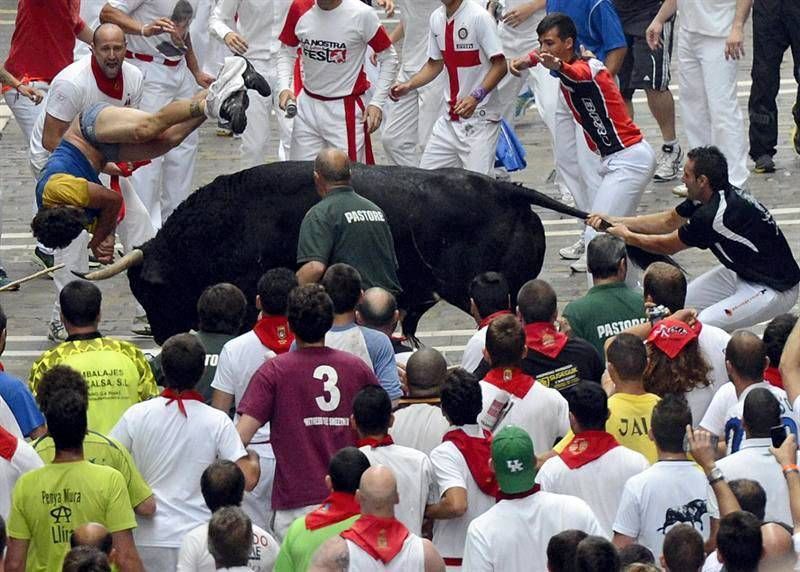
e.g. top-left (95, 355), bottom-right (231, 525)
top-left (645, 88), bottom-right (677, 142)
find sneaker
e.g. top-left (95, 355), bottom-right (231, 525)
top-left (514, 88), bottom-right (535, 118)
top-left (753, 154), bottom-right (776, 174)
top-left (0, 270), bottom-right (19, 292)
top-left (220, 90), bottom-right (249, 135)
top-left (88, 252), bottom-right (101, 268)
top-left (130, 315), bottom-right (152, 337)
top-left (48, 320), bottom-right (67, 342)
top-left (653, 143), bottom-right (683, 181)
top-left (558, 187), bottom-right (575, 208)
top-left (559, 237), bottom-right (585, 260)
top-left (672, 183), bottom-right (688, 198)
top-left (31, 246), bottom-right (55, 278)
top-left (237, 55), bottom-right (271, 97)
top-left (570, 254), bottom-right (587, 273)
top-left (216, 119), bottom-right (233, 137)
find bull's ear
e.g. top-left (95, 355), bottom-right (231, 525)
top-left (139, 256), bottom-right (167, 285)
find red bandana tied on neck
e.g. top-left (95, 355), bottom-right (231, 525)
top-left (253, 315), bottom-right (294, 354)
top-left (161, 388), bottom-right (205, 416)
top-left (524, 322), bottom-right (568, 359)
top-left (442, 428), bottom-right (499, 498)
top-left (305, 491), bottom-right (360, 531)
top-left (91, 56), bottom-right (123, 100)
top-left (764, 365), bottom-right (783, 389)
top-left (646, 319), bottom-right (701, 359)
top-left (559, 430), bottom-right (619, 469)
top-left (357, 435), bottom-right (394, 448)
top-left (478, 310), bottom-right (512, 330)
top-left (483, 367), bottom-right (535, 399)
top-left (341, 515), bottom-right (410, 564)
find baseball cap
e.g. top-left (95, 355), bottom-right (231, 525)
top-left (492, 426), bottom-right (536, 494)
top-left (646, 318), bottom-right (702, 359)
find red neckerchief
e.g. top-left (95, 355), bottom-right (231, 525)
top-left (646, 319), bottom-right (701, 359)
top-left (357, 435), bottom-right (394, 448)
top-left (305, 491), bottom-right (360, 531)
top-left (764, 366), bottom-right (783, 389)
top-left (0, 425), bottom-right (18, 461)
top-left (524, 322), bottom-right (569, 359)
top-left (559, 430), bottom-right (619, 469)
top-left (341, 515), bottom-right (410, 564)
top-left (483, 366), bottom-right (535, 399)
top-left (478, 310), bottom-right (512, 330)
top-left (497, 484), bottom-right (540, 501)
top-left (91, 56), bottom-right (123, 100)
top-left (253, 315), bottom-right (294, 354)
top-left (161, 388), bottom-right (205, 417)
top-left (114, 160), bottom-right (151, 177)
top-left (442, 428), bottom-right (499, 498)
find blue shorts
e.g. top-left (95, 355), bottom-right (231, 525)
top-left (79, 102), bottom-right (121, 163)
top-left (36, 139), bottom-right (102, 222)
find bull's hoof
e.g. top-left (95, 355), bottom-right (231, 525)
top-left (220, 90), bottom-right (249, 135)
top-left (237, 55), bottom-right (271, 98)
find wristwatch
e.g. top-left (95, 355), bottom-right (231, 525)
top-left (707, 466), bottom-right (724, 485)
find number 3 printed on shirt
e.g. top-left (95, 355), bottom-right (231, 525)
top-left (314, 365), bottom-right (341, 412)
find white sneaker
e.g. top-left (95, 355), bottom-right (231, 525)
top-left (558, 187), bottom-right (575, 208)
top-left (559, 237), bottom-right (585, 260)
top-left (570, 253), bottom-right (587, 273)
top-left (205, 57), bottom-right (247, 120)
top-left (48, 320), bottom-right (67, 342)
top-left (654, 143), bottom-right (683, 182)
top-left (672, 183), bottom-right (688, 198)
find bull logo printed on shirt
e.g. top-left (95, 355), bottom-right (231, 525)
top-left (50, 505), bottom-right (72, 524)
top-left (302, 38), bottom-right (348, 63)
top-left (657, 499), bottom-right (707, 533)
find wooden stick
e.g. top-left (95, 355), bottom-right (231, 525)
top-left (0, 264), bottom-right (65, 292)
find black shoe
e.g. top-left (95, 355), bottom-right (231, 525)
top-left (236, 55), bottom-right (271, 97)
top-left (753, 154), bottom-right (776, 174)
top-left (0, 270), bottom-right (19, 292)
top-left (220, 90), bottom-right (249, 135)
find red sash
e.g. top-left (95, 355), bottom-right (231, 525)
top-left (305, 492), bottom-right (360, 531)
top-left (442, 428), bottom-right (499, 498)
top-left (559, 431), bottom-right (619, 469)
top-left (91, 56), bottom-right (124, 100)
top-left (161, 388), bottom-right (205, 417)
top-left (525, 323), bottom-right (568, 359)
top-left (341, 515), bottom-right (409, 564)
top-left (478, 310), bottom-right (512, 330)
top-left (482, 367), bottom-right (534, 399)
top-left (253, 315), bottom-right (294, 354)
top-left (357, 435), bottom-right (394, 448)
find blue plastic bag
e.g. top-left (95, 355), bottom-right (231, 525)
top-left (494, 117), bottom-right (527, 172)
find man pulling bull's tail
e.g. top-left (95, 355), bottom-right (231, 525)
top-left (30, 55), bottom-right (270, 265)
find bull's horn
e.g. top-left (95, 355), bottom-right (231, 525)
top-left (72, 249), bottom-right (144, 280)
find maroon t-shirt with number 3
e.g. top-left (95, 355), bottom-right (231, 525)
top-left (238, 346), bottom-right (378, 510)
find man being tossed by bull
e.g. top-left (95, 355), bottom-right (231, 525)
top-left (30, 56), bottom-right (270, 269)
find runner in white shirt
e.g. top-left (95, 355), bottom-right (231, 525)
top-left (612, 395), bottom-right (710, 560)
top-left (210, 0), bottom-right (294, 167)
top-left (426, 370), bottom-right (497, 571)
top-left (211, 268), bottom-right (298, 531)
top-left (27, 24), bottom-right (155, 340)
top-left (276, 0), bottom-right (399, 163)
top-left (352, 386), bottom-right (438, 535)
top-left (536, 382), bottom-right (649, 538)
top-left (381, 0), bottom-right (443, 166)
top-left (177, 460), bottom-right (279, 572)
top-left (100, 0), bottom-right (216, 228)
top-left (463, 425), bottom-right (603, 571)
top-left (460, 272), bottom-right (511, 374)
top-left (110, 334), bottom-right (260, 572)
top-left (0, 425), bottom-right (44, 520)
top-left (480, 315), bottom-right (570, 455)
top-left (390, 0), bottom-right (507, 175)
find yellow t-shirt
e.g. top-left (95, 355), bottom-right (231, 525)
top-left (29, 337), bottom-right (159, 435)
top-left (7, 461), bottom-right (137, 572)
top-left (554, 392), bottom-right (661, 464)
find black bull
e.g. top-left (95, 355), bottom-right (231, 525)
top-left (123, 161), bottom-right (592, 344)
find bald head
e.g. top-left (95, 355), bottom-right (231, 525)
top-left (760, 522), bottom-right (795, 571)
top-left (405, 348), bottom-right (447, 397)
top-left (314, 148), bottom-right (351, 186)
top-left (93, 23), bottom-right (125, 45)
top-left (70, 523), bottom-right (113, 556)
top-left (356, 465), bottom-right (398, 517)
top-left (726, 330), bottom-right (768, 383)
top-left (357, 288), bottom-right (398, 332)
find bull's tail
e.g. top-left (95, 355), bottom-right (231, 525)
top-left (500, 181), bottom-right (683, 272)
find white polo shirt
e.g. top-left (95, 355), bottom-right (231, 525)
top-left (0, 428), bottom-right (44, 519)
top-left (460, 328), bottom-right (487, 373)
top-left (479, 379), bottom-right (569, 456)
top-left (176, 520), bottom-right (279, 571)
top-left (707, 438), bottom-right (792, 525)
top-left (110, 397), bottom-right (248, 548)
top-left (389, 403), bottom-right (450, 457)
top-left (463, 490), bottom-right (603, 571)
top-left (359, 442), bottom-right (438, 535)
top-left (211, 330), bottom-right (277, 455)
top-left (430, 424), bottom-right (496, 565)
top-left (536, 444), bottom-right (649, 538)
top-left (613, 460), bottom-right (710, 559)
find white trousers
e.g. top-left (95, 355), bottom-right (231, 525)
top-left (686, 266), bottom-right (800, 331)
top-left (240, 61), bottom-right (293, 169)
top-left (677, 30), bottom-right (749, 188)
top-left (496, 60), bottom-right (560, 135)
top-left (4, 80), bottom-right (49, 142)
top-left (381, 69), bottom-right (445, 167)
top-left (241, 446), bottom-right (276, 532)
top-left (52, 230), bottom-right (91, 325)
top-left (189, 0), bottom-right (227, 75)
top-left (289, 91), bottom-right (372, 163)
top-left (272, 503), bottom-right (317, 541)
top-left (128, 59), bottom-right (199, 228)
top-left (419, 114), bottom-right (501, 175)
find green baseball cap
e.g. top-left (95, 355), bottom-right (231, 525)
top-left (492, 426), bottom-right (537, 494)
